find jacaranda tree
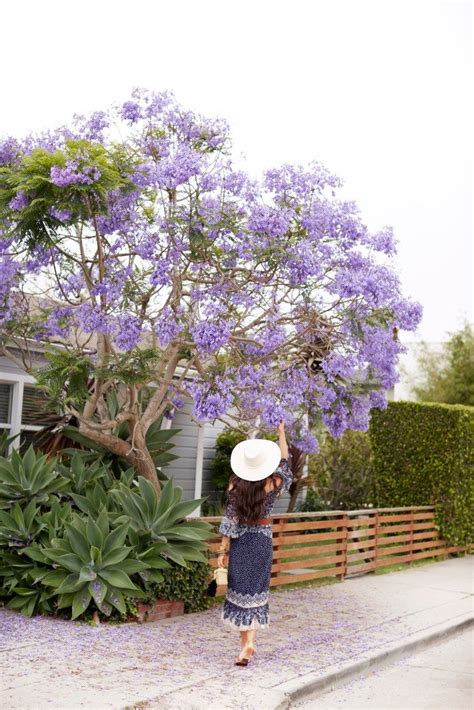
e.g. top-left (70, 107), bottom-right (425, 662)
top-left (0, 89), bottom-right (422, 492)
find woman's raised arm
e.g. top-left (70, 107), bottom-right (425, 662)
top-left (278, 421), bottom-right (289, 459)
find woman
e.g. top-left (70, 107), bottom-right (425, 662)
top-left (216, 421), bottom-right (292, 666)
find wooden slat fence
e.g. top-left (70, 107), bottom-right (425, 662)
top-left (201, 506), bottom-right (469, 595)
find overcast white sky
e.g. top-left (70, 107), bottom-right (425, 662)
top-left (2, 0), bottom-right (472, 343)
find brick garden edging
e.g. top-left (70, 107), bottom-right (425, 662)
top-left (136, 599), bottom-right (185, 622)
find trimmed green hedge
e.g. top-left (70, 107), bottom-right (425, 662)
top-left (370, 401), bottom-right (474, 546)
top-left (150, 560), bottom-right (212, 613)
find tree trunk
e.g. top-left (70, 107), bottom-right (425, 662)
top-left (128, 446), bottom-right (161, 495)
top-left (78, 422), bottom-right (161, 495)
top-left (286, 445), bottom-right (307, 512)
top-left (287, 478), bottom-right (303, 513)
top-left (126, 422), bottom-right (161, 495)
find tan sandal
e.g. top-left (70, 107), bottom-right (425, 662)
top-left (235, 644), bottom-right (256, 666)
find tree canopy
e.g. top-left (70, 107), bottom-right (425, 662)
top-left (0, 89), bottom-right (422, 491)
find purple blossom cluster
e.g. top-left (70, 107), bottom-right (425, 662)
top-left (151, 144), bottom-right (202, 190)
top-left (48, 206), bottom-right (72, 222)
top-left (114, 313), bottom-right (142, 351)
top-left (0, 136), bottom-right (21, 166)
top-left (150, 259), bottom-right (171, 287)
top-left (50, 159), bottom-right (101, 187)
top-left (264, 161), bottom-right (343, 202)
top-left (76, 304), bottom-right (114, 334)
top-left (190, 319), bottom-right (232, 354)
top-left (72, 110), bottom-right (110, 141)
top-left (155, 308), bottom-right (181, 347)
top-left (247, 205), bottom-right (293, 239)
top-left (8, 190), bottom-right (29, 211)
top-left (40, 306), bottom-right (74, 339)
top-left (0, 257), bottom-right (19, 324)
top-left (284, 239), bottom-right (323, 285)
top-left (189, 376), bottom-right (233, 422)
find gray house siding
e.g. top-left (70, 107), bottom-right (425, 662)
top-left (201, 419), bottom-right (226, 505)
top-left (164, 400), bottom-right (200, 499)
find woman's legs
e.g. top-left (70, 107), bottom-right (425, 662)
top-left (247, 629), bottom-right (256, 647)
top-left (238, 629), bottom-right (257, 654)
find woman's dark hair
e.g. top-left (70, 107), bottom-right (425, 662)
top-left (225, 473), bottom-right (281, 524)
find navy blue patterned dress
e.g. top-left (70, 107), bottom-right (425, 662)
top-left (219, 458), bottom-right (293, 630)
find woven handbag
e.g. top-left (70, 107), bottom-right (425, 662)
top-left (215, 565), bottom-right (228, 586)
top-left (206, 564), bottom-right (228, 597)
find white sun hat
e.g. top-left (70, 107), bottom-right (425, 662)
top-left (230, 439), bottom-right (282, 481)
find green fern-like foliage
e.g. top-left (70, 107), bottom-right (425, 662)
top-left (0, 139), bottom-right (136, 248)
top-left (33, 347), bottom-right (92, 410)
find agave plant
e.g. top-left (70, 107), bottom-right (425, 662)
top-left (23, 508), bottom-right (151, 619)
top-left (0, 429), bottom-right (19, 457)
top-left (40, 497), bottom-right (74, 538)
top-left (112, 476), bottom-right (214, 568)
top-left (0, 446), bottom-right (68, 509)
top-left (0, 500), bottom-right (63, 616)
top-left (0, 500), bottom-right (45, 547)
top-left (61, 454), bottom-right (135, 518)
top-left (0, 553), bottom-right (56, 617)
top-left (67, 482), bottom-right (114, 518)
top-left (57, 452), bottom-right (113, 495)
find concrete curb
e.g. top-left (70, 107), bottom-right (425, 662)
top-left (272, 612), bottom-right (474, 708)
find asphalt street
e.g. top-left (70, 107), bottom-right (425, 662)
top-left (295, 627), bottom-right (473, 710)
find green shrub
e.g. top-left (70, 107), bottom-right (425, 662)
top-left (370, 401), bottom-right (474, 546)
top-left (307, 430), bottom-right (375, 510)
top-left (148, 559), bottom-right (212, 613)
top-left (295, 488), bottom-right (327, 513)
top-left (210, 428), bottom-right (248, 500)
top-left (408, 323), bottom-right (474, 405)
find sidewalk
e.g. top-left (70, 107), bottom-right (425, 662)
top-left (1, 555), bottom-right (472, 710)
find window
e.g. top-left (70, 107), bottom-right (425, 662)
top-left (0, 382), bottom-right (12, 431)
top-left (22, 385), bottom-right (55, 425)
top-left (19, 385), bottom-right (56, 453)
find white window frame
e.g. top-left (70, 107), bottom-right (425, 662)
top-left (0, 371), bottom-right (40, 453)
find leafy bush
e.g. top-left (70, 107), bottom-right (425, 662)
top-left (0, 446), bottom-right (214, 619)
top-left (295, 488), bottom-right (327, 513)
top-left (209, 428), bottom-right (248, 501)
top-left (370, 401), bottom-right (474, 546)
top-left (149, 560), bottom-right (212, 613)
top-left (307, 430), bottom-right (375, 509)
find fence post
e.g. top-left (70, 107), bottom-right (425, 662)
top-left (409, 507), bottom-right (414, 564)
top-left (271, 515), bottom-right (282, 582)
top-left (338, 513), bottom-right (349, 580)
top-left (373, 509), bottom-right (379, 571)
